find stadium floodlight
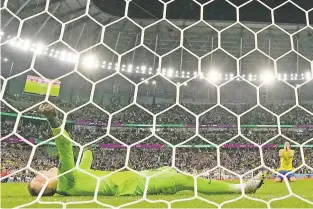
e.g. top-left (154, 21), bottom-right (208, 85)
top-left (22, 39), bottom-right (30, 50)
top-left (59, 51), bottom-right (67, 60)
top-left (207, 70), bottom-right (219, 83)
top-left (261, 71), bottom-right (274, 84)
top-left (148, 71), bottom-right (152, 75)
top-left (0, 31), bottom-right (4, 36)
top-left (135, 70), bottom-right (139, 73)
top-left (49, 53), bottom-right (53, 57)
top-left (278, 73), bottom-right (282, 80)
top-left (141, 78), bottom-right (144, 81)
top-left (136, 66), bottom-right (140, 69)
top-left (183, 83), bottom-right (187, 86)
top-left (4, 58), bottom-right (8, 62)
top-left (186, 75), bottom-right (190, 78)
top-left (182, 71), bottom-right (185, 74)
top-left (35, 43), bottom-right (45, 55)
top-left (149, 67), bottom-right (152, 70)
top-left (242, 74), bottom-right (245, 78)
top-left (167, 68), bottom-right (173, 78)
top-left (141, 65), bottom-right (146, 70)
top-left (122, 64), bottom-right (126, 68)
top-left (128, 64), bottom-right (132, 69)
top-left (108, 62), bottom-right (112, 65)
top-left (187, 71), bottom-right (190, 74)
top-left (144, 80), bottom-right (149, 84)
top-left (152, 80), bottom-right (156, 85)
top-left (305, 72), bottom-right (311, 80)
top-left (193, 71), bottom-right (197, 76)
top-left (103, 61), bottom-right (106, 64)
top-left (83, 55), bottom-right (97, 69)
top-left (128, 68), bottom-right (133, 73)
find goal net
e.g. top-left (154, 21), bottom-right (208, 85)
top-left (1, 0), bottom-right (313, 208)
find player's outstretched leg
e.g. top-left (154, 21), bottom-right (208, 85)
top-left (146, 170), bottom-right (265, 195)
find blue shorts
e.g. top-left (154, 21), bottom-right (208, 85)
top-left (277, 170), bottom-right (295, 181)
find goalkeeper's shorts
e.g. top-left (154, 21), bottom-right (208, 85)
top-left (277, 170), bottom-right (294, 181)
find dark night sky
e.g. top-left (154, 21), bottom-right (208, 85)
top-left (92, 0), bottom-right (313, 24)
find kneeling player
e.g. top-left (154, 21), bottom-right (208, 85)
top-left (275, 142), bottom-right (296, 183)
top-left (27, 104), bottom-right (265, 197)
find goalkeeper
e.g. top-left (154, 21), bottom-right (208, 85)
top-left (28, 103), bottom-right (264, 197)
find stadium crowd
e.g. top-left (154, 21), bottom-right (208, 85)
top-left (1, 94), bottom-right (313, 182)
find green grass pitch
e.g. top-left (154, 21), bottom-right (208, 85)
top-left (1, 180), bottom-right (313, 208)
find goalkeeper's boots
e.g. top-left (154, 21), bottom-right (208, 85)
top-left (244, 172), bottom-right (265, 194)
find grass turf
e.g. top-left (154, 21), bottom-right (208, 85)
top-left (1, 180), bottom-right (313, 208)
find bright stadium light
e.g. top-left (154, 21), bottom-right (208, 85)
top-left (4, 58), bottom-right (8, 62)
top-left (128, 68), bottom-right (132, 73)
top-left (83, 55), bottom-right (96, 69)
top-left (167, 68), bottom-right (173, 78)
top-left (0, 31), bottom-right (4, 36)
top-left (152, 80), bottom-right (156, 84)
top-left (183, 83), bottom-right (187, 86)
top-left (141, 78), bottom-right (144, 81)
top-left (141, 65), bottom-right (146, 70)
top-left (35, 43), bottom-right (45, 55)
top-left (59, 51), bottom-right (67, 60)
top-left (207, 70), bottom-right (219, 83)
top-left (305, 72), bottom-right (311, 80)
top-left (145, 80), bottom-right (149, 84)
top-left (261, 71), bottom-right (274, 84)
top-left (22, 39), bottom-right (30, 50)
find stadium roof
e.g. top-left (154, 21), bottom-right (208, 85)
top-left (1, 0), bottom-right (313, 83)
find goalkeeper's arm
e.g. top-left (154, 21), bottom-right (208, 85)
top-left (39, 104), bottom-right (75, 173)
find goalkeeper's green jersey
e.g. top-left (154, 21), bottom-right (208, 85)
top-left (52, 128), bottom-right (235, 196)
top-left (52, 128), bottom-right (177, 196)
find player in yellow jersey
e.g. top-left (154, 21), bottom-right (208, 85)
top-left (275, 142), bottom-right (296, 182)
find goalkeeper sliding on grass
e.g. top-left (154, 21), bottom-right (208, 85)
top-left (28, 103), bottom-right (265, 197)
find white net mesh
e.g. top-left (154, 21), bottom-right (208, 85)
top-left (1, 0), bottom-right (313, 208)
